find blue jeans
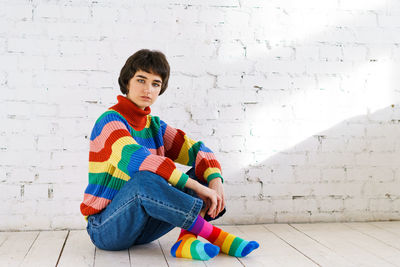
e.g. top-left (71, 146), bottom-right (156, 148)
top-left (86, 168), bottom-right (225, 251)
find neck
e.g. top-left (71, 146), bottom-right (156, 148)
top-left (109, 95), bottom-right (151, 131)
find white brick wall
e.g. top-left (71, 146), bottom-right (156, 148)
top-left (0, 0), bottom-right (399, 230)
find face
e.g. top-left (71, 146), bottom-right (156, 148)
top-left (126, 70), bottom-right (162, 110)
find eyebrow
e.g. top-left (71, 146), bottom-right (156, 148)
top-left (136, 74), bottom-right (162, 84)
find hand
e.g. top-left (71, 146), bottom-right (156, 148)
top-left (208, 178), bottom-right (225, 218)
top-left (194, 183), bottom-right (222, 219)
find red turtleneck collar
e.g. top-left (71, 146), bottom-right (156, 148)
top-left (109, 95), bottom-right (151, 131)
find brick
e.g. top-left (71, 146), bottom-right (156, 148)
top-left (308, 152), bottom-right (356, 167)
top-left (50, 151), bottom-right (88, 168)
top-left (220, 136), bottom-right (245, 152)
top-left (295, 45), bottom-right (319, 61)
top-left (46, 55), bottom-right (99, 71)
top-left (206, 88), bottom-right (245, 105)
top-left (52, 215), bottom-right (87, 230)
top-left (198, 7), bottom-right (225, 25)
top-left (58, 103), bottom-right (87, 118)
top-left (224, 182), bottom-right (261, 198)
top-left (34, 4), bottom-right (62, 19)
top-left (218, 104), bottom-right (245, 120)
top-left (312, 182), bottom-right (361, 196)
top-left (52, 183), bottom-right (86, 201)
top-left (263, 183), bottom-right (313, 197)
top-left (61, 6), bottom-right (90, 21)
top-left (306, 61), bottom-right (354, 74)
top-left (344, 197), bottom-right (369, 210)
top-left (339, 0), bottom-right (384, 10)
top-left (23, 183), bottom-right (50, 200)
top-left (319, 45), bottom-right (343, 61)
top-left (355, 152), bottom-right (398, 167)
top-left (224, 9), bottom-right (250, 28)
top-left (32, 103), bottom-right (58, 117)
top-left (0, 184), bottom-right (21, 199)
top-left (45, 22), bottom-right (99, 39)
top-left (245, 165), bottom-right (273, 183)
top-left (190, 104), bottom-right (218, 120)
top-left (118, 6), bottom-right (147, 23)
top-left (321, 167), bottom-right (347, 182)
top-left (0, 54), bottom-right (19, 70)
top-left (256, 60), bottom-right (306, 74)
top-left (8, 37), bottom-right (59, 56)
top-left (3, 4), bottom-right (32, 20)
top-left (37, 136), bottom-right (64, 151)
top-left (17, 54), bottom-right (46, 70)
top-left (319, 137), bottom-right (345, 152)
top-left (3, 100), bottom-right (31, 117)
top-left (6, 71), bottom-right (33, 89)
top-left (368, 137), bottom-right (397, 152)
top-left (319, 197), bottom-right (344, 212)
top-left (91, 6), bottom-right (119, 22)
top-left (293, 197), bottom-right (319, 213)
top-left (7, 134), bottom-right (35, 151)
top-left (363, 181), bottom-right (399, 196)
top-left (37, 166), bottom-right (85, 184)
top-left (271, 197), bottom-right (293, 212)
top-left (294, 166), bottom-right (321, 183)
top-left (244, 200), bottom-right (274, 222)
top-left (369, 198), bottom-right (394, 212)
top-left (342, 45), bottom-right (368, 61)
top-left (14, 21), bottom-right (48, 36)
top-left (58, 40), bottom-right (86, 56)
top-left (217, 74), bottom-right (242, 88)
top-left (171, 56), bottom-right (207, 76)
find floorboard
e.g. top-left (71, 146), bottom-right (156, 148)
top-left (57, 230), bottom-right (95, 267)
top-left (129, 240), bottom-right (168, 267)
top-left (236, 224), bottom-right (318, 267)
top-left (291, 223), bottom-right (398, 267)
top-left (21, 230), bottom-right (68, 267)
top-left (1, 221), bottom-right (400, 266)
top-left (0, 231), bottom-right (39, 266)
top-left (266, 223), bottom-right (356, 267)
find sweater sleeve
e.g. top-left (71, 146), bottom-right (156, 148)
top-left (90, 112), bottom-right (189, 189)
top-left (161, 119), bottom-right (223, 184)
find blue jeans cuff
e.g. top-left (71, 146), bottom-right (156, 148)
top-left (181, 197), bottom-right (203, 229)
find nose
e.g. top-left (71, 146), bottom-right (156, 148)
top-left (143, 83), bottom-right (151, 94)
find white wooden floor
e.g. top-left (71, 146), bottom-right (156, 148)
top-left (1, 221), bottom-right (400, 267)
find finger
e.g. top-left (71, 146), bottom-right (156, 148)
top-left (203, 200), bottom-right (210, 214)
top-left (217, 197), bottom-right (224, 215)
top-left (208, 196), bottom-right (217, 216)
top-left (216, 195), bottom-right (222, 216)
top-left (214, 196), bottom-right (222, 218)
top-left (218, 195), bottom-right (223, 216)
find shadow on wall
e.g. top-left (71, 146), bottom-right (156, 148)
top-left (218, 105), bottom-right (400, 224)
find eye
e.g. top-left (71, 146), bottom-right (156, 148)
top-left (153, 83), bottom-right (161, 87)
top-left (137, 79), bottom-right (145, 83)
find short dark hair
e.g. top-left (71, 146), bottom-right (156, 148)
top-left (118, 49), bottom-right (170, 95)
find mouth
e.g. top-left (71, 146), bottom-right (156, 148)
top-left (141, 96), bottom-right (151, 101)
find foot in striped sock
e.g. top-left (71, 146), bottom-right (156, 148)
top-left (170, 229), bottom-right (220, 261)
top-left (187, 215), bottom-right (259, 257)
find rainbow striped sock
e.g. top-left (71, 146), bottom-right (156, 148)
top-left (187, 215), bottom-right (259, 257)
top-left (170, 229), bottom-right (220, 261)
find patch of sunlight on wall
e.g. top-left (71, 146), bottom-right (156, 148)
top-left (258, 0), bottom-right (384, 45)
top-left (243, 60), bottom-right (395, 167)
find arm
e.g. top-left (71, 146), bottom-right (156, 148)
top-left (185, 177), bottom-right (222, 218)
top-left (161, 120), bottom-right (223, 184)
top-left (161, 120), bottom-right (225, 217)
top-left (90, 112), bottom-right (189, 189)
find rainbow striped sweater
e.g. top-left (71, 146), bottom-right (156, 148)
top-left (80, 95), bottom-right (223, 216)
